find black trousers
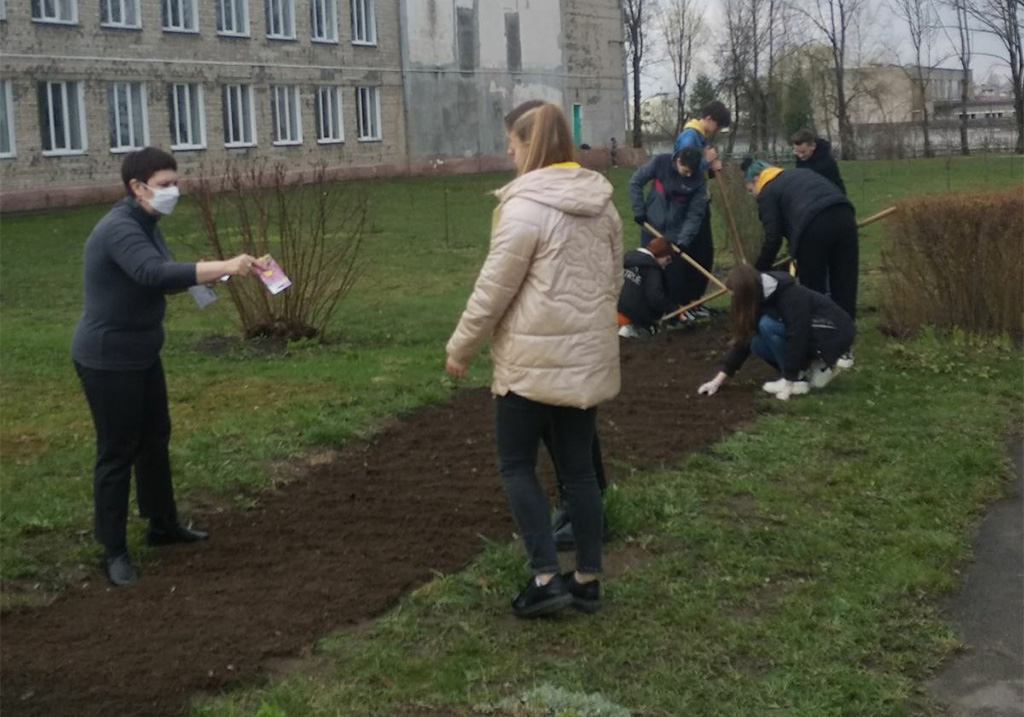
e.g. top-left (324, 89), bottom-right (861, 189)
top-left (75, 359), bottom-right (178, 552)
top-left (797, 204), bottom-right (860, 321)
top-left (495, 392), bottom-right (603, 574)
top-left (542, 421), bottom-right (607, 501)
top-left (665, 206), bottom-right (714, 306)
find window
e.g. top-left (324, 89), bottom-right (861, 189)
top-left (457, 7), bottom-right (475, 75)
top-left (0, 81), bottom-right (14, 158)
top-left (38, 80), bottom-right (87, 155)
top-left (311, 0), bottom-right (337, 42)
top-left (163, 0), bottom-right (197, 32)
top-left (315, 86), bottom-right (343, 143)
top-left (223, 84), bottom-right (256, 147)
top-left (266, 0), bottom-right (294, 38)
top-left (1, 0), bottom-right (8, 21)
top-left (505, 12), bottom-right (521, 72)
top-left (350, 0), bottom-right (375, 45)
top-left (217, 0), bottom-right (249, 35)
top-left (32, 0), bottom-right (77, 23)
top-left (101, 0), bottom-right (140, 28)
top-left (271, 85), bottom-right (302, 145)
top-left (168, 83), bottom-right (205, 150)
top-left (355, 86), bottom-right (380, 141)
top-left (107, 82), bottom-right (148, 152)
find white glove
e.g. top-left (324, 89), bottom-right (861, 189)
top-left (698, 377), bottom-right (723, 396)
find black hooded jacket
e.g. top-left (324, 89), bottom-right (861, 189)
top-left (753, 169), bottom-right (853, 271)
top-left (795, 137), bottom-right (846, 195)
top-left (618, 249), bottom-right (672, 329)
top-left (719, 272), bottom-right (855, 380)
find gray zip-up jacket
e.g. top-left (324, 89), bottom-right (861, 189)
top-left (71, 198), bottom-right (196, 370)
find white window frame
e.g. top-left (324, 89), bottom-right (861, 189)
top-left (315, 85), bottom-right (343, 144)
top-left (101, 0), bottom-right (140, 29)
top-left (0, 81), bottom-right (15, 159)
top-left (355, 85), bottom-right (380, 141)
top-left (162, 0), bottom-right (198, 33)
top-left (310, 0), bottom-right (337, 43)
top-left (169, 82), bottom-right (206, 151)
top-left (107, 82), bottom-right (149, 153)
top-left (40, 80), bottom-right (88, 156)
top-left (32, 0), bottom-right (78, 24)
top-left (349, 0), bottom-right (375, 45)
top-left (217, 0), bottom-right (250, 36)
top-left (265, 0), bottom-right (295, 39)
top-left (223, 84), bottom-right (257, 147)
top-left (270, 85), bottom-right (303, 146)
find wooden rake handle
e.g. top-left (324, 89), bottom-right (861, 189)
top-left (660, 287), bottom-right (731, 323)
top-left (857, 205), bottom-right (897, 229)
top-left (642, 222), bottom-right (729, 293)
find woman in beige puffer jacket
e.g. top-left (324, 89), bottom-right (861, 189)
top-left (445, 102), bottom-right (622, 618)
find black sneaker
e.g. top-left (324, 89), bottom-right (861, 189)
top-left (146, 521), bottom-right (209, 546)
top-left (510, 574), bottom-right (572, 618)
top-left (103, 551), bottom-right (138, 587)
top-left (561, 572), bottom-right (601, 613)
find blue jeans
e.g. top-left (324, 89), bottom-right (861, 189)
top-left (494, 392), bottom-right (603, 575)
top-left (750, 315), bottom-right (787, 373)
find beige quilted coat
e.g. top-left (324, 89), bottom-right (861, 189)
top-left (446, 164), bottom-right (623, 409)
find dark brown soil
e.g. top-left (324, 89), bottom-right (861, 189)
top-left (0, 321), bottom-right (771, 717)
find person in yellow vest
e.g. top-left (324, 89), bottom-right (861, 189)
top-left (671, 101), bottom-right (731, 314)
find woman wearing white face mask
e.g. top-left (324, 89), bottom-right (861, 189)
top-left (71, 147), bottom-right (261, 587)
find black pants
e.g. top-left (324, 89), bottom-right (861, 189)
top-left (75, 360), bottom-right (178, 552)
top-left (797, 204), bottom-right (859, 321)
top-left (495, 392), bottom-right (603, 575)
top-left (665, 207), bottom-right (714, 306)
top-left (542, 422), bottom-right (607, 500)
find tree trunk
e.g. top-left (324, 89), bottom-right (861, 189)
top-left (632, 53), bottom-right (643, 148)
top-left (1015, 87), bottom-right (1024, 154)
top-left (959, 73), bottom-right (970, 155)
top-left (922, 106), bottom-right (933, 158)
top-left (835, 70), bottom-right (855, 160)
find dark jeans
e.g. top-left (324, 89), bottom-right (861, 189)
top-left (677, 206), bottom-right (714, 305)
top-left (495, 392), bottom-right (603, 575)
top-left (75, 359), bottom-right (178, 553)
top-left (750, 315), bottom-right (787, 373)
top-left (542, 422), bottom-right (607, 501)
top-left (797, 204), bottom-right (859, 321)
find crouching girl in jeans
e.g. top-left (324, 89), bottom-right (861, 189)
top-left (445, 102), bottom-right (623, 618)
top-left (697, 264), bottom-right (854, 400)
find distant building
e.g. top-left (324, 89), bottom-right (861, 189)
top-left (848, 64), bottom-right (971, 125)
top-left (0, 0), bottom-right (626, 211)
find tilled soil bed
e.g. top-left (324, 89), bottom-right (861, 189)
top-left (1, 321), bottom-right (772, 717)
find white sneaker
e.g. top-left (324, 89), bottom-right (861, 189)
top-left (836, 352), bottom-right (854, 369)
top-left (763, 378), bottom-right (810, 396)
top-left (618, 324), bottom-right (641, 339)
top-left (691, 306), bottom-right (711, 319)
top-left (762, 378), bottom-right (789, 395)
top-left (808, 359), bottom-right (837, 389)
top-left (791, 380), bottom-right (810, 395)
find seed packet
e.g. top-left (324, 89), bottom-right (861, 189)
top-left (258, 255), bottom-right (292, 295)
top-left (188, 284), bottom-right (219, 309)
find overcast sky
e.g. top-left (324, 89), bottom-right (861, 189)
top-left (642, 0), bottom-right (1012, 97)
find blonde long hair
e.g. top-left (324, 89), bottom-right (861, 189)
top-left (507, 102), bottom-right (576, 175)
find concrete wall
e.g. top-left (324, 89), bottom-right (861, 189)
top-left (0, 0), bottom-right (406, 209)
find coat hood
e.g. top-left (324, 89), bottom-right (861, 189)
top-left (813, 137), bottom-right (833, 157)
top-left (495, 163), bottom-right (615, 218)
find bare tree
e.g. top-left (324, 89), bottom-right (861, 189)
top-left (807, 0), bottom-right (867, 158)
top-left (965, 0), bottom-right (1023, 153)
top-left (659, 0), bottom-right (706, 133)
top-left (941, 0), bottom-right (974, 154)
top-left (624, 0), bottom-right (648, 148)
top-left (892, 0), bottom-right (941, 157)
top-left (719, 0), bottom-right (752, 154)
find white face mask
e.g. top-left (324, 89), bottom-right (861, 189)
top-left (143, 184), bottom-right (180, 216)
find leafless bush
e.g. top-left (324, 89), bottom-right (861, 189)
top-left (712, 163), bottom-right (763, 266)
top-left (881, 189), bottom-right (1023, 339)
top-left (191, 162), bottom-right (367, 341)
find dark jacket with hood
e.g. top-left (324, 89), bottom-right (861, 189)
top-left (720, 271), bottom-right (855, 380)
top-left (753, 168), bottom-right (853, 271)
top-left (628, 153), bottom-right (708, 250)
top-left (618, 248), bottom-right (672, 328)
top-left (795, 137), bottom-right (846, 195)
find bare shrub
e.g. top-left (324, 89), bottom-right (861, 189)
top-left (881, 189), bottom-right (1023, 339)
top-left (712, 163), bottom-right (763, 266)
top-left (191, 162), bottom-right (367, 341)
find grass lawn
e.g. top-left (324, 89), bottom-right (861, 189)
top-left (1, 155), bottom-right (1022, 714)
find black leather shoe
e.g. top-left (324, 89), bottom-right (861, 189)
top-left (146, 522), bottom-right (209, 546)
top-left (103, 552), bottom-right (138, 587)
top-left (562, 572), bottom-right (601, 613)
top-left (511, 574), bottom-right (572, 618)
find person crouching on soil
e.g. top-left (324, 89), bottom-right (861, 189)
top-left (628, 146), bottom-right (707, 321)
top-left (697, 264), bottom-right (855, 401)
top-left (617, 235), bottom-right (675, 338)
top-left (445, 102), bottom-right (622, 618)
